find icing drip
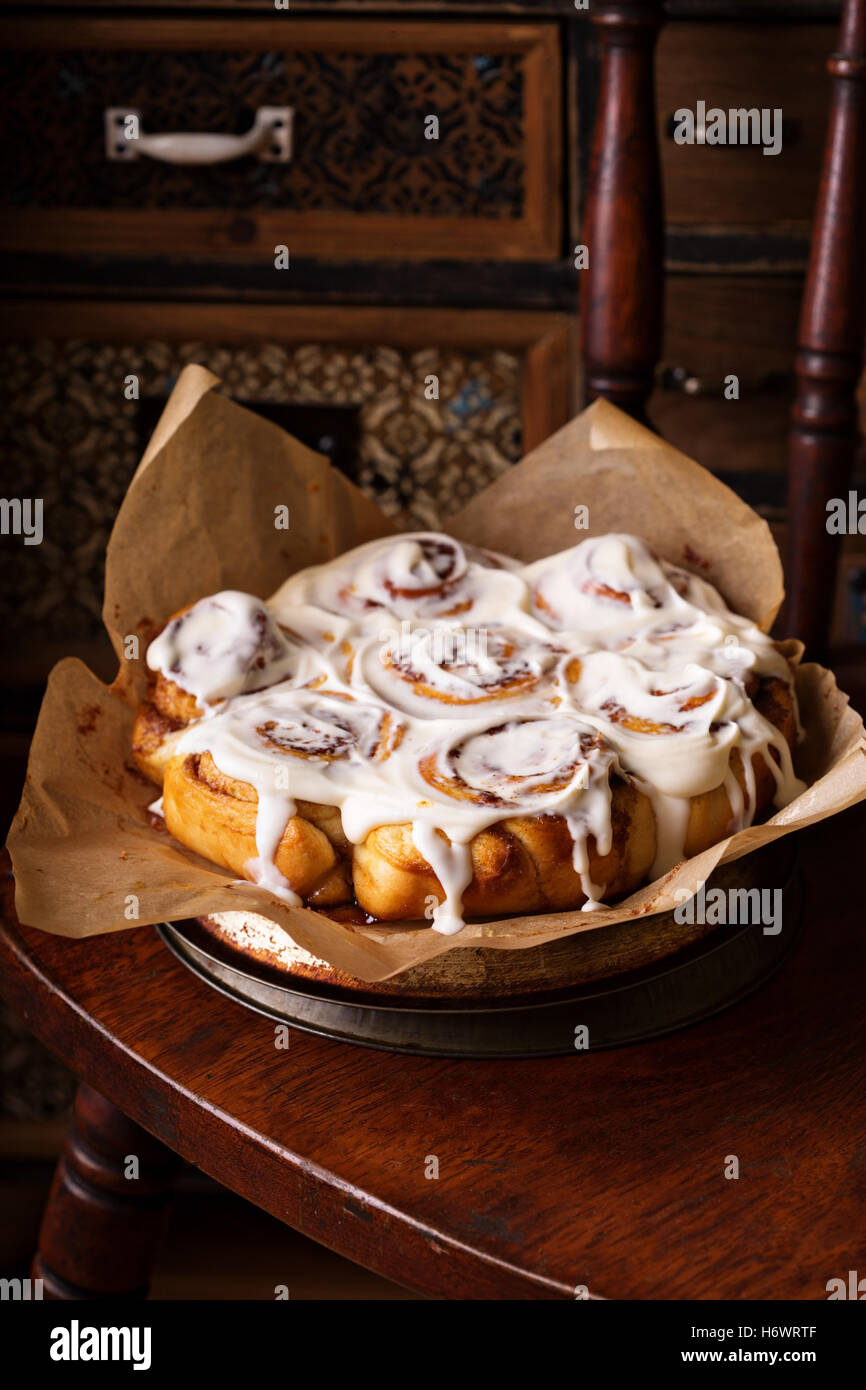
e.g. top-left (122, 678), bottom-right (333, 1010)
top-left (646, 791), bottom-right (693, 882)
top-left (410, 822), bottom-right (474, 936)
top-left (148, 532), bottom-right (806, 931)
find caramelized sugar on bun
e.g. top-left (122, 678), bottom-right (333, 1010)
top-left (136, 532), bottom-right (805, 933)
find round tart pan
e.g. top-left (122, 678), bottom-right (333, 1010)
top-left (157, 840), bottom-right (803, 1058)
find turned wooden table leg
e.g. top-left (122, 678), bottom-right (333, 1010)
top-left (32, 1084), bottom-right (182, 1299)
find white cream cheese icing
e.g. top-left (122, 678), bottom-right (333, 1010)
top-left (147, 532), bottom-right (805, 932)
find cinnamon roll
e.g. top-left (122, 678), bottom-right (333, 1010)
top-left (272, 531), bottom-right (524, 622)
top-left (134, 530), bottom-right (805, 935)
top-left (353, 717), bottom-right (654, 926)
top-left (132, 590), bottom-right (317, 784)
top-left (356, 624), bottom-right (563, 718)
top-left (527, 533), bottom-right (732, 647)
top-left (162, 689), bottom-right (403, 906)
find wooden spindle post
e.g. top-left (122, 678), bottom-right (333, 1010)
top-left (786, 0), bottom-right (866, 656)
top-left (32, 1084), bottom-right (181, 1299)
top-left (580, 1), bottom-right (666, 424)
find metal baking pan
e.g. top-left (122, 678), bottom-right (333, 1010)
top-left (157, 844), bottom-right (803, 1058)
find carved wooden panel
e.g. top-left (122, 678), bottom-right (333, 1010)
top-left (0, 18), bottom-right (562, 260)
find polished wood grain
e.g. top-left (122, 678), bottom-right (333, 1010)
top-left (0, 210), bottom-right (559, 265)
top-left (0, 298), bottom-right (570, 352)
top-left (580, 1), bottom-right (665, 422)
top-left (2, 795), bottom-right (865, 1300)
top-left (787, 0), bottom-right (866, 657)
top-left (0, 15), bottom-right (558, 50)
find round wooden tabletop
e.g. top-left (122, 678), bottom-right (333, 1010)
top-left (2, 800), bottom-right (865, 1300)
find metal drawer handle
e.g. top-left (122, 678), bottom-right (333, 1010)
top-left (105, 106), bottom-right (293, 164)
top-left (659, 365), bottom-right (792, 396)
top-left (663, 111), bottom-right (800, 147)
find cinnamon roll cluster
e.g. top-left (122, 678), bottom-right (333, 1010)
top-left (133, 532), bottom-right (804, 934)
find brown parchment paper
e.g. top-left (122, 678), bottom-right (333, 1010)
top-left (8, 367), bottom-right (866, 981)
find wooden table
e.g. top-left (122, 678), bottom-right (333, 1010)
top-left (2, 792), bottom-right (865, 1301)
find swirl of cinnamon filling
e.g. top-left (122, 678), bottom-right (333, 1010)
top-left (254, 693), bottom-right (404, 764)
top-left (418, 717), bottom-right (614, 809)
top-left (355, 717), bottom-right (648, 927)
top-left (179, 688), bottom-right (404, 774)
top-left (273, 531), bottom-right (524, 621)
top-left (356, 623), bottom-right (564, 717)
top-left (561, 650), bottom-right (800, 866)
top-left (134, 591), bottom-right (317, 784)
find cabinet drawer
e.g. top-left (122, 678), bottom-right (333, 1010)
top-left (0, 18), bottom-right (561, 261)
top-left (652, 274), bottom-right (865, 495)
top-left (0, 302), bottom-right (573, 650)
top-left (657, 23), bottom-right (830, 227)
top-left (650, 274), bottom-right (801, 482)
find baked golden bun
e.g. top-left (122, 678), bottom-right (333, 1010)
top-left (351, 776), bottom-right (657, 919)
top-left (132, 689), bottom-right (190, 785)
top-left (143, 678), bottom-right (795, 923)
top-left (164, 752), bottom-right (353, 906)
top-left (133, 533), bottom-right (803, 930)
